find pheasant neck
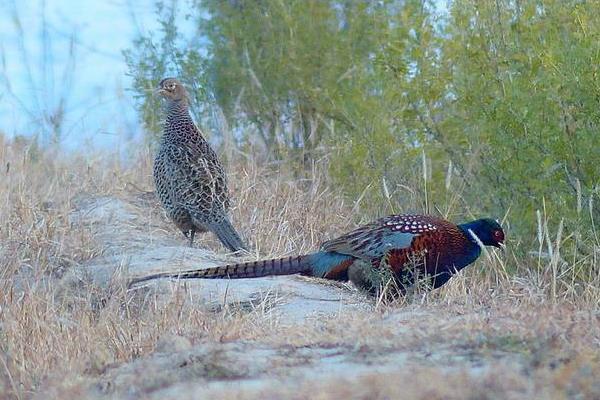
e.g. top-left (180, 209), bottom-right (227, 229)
top-left (458, 221), bottom-right (480, 242)
top-left (456, 221), bottom-right (484, 268)
top-left (165, 99), bottom-right (192, 123)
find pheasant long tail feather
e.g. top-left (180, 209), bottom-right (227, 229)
top-left (208, 217), bottom-right (248, 252)
top-left (128, 255), bottom-right (314, 287)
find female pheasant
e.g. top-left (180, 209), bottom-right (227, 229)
top-left (153, 78), bottom-right (247, 252)
top-left (130, 214), bottom-right (505, 293)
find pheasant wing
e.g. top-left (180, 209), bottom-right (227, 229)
top-left (321, 214), bottom-right (443, 261)
top-left (165, 138), bottom-right (230, 215)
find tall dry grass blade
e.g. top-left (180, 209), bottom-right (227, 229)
top-left (421, 150), bottom-right (429, 214)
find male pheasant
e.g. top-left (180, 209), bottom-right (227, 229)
top-left (153, 77), bottom-right (247, 252)
top-left (130, 214), bottom-right (505, 293)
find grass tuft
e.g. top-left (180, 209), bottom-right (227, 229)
top-left (0, 136), bottom-right (598, 398)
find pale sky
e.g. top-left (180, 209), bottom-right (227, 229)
top-left (0, 0), bottom-right (174, 149)
top-left (0, 0), bottom-right (449, 150)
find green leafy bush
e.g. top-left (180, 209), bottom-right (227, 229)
top-left (126, 0), bottom-right (599, 280)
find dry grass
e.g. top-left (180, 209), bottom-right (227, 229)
top-left (0, 135), bottom-right (598, 399)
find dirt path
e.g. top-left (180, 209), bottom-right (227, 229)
top-left (64, 195), bottom-right (370, 322)
top-left (49, 194), bottom-right (599, 399)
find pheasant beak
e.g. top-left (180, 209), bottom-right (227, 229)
top-left (498, 242), bottom-right (506, 251)
top-left (154, 87), bottom-right (167, 96)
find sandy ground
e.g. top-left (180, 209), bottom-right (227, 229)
top-left (36, 194), bottom-right (599, 399)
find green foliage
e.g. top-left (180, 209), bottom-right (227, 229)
top-left (200, 0), bottom-right (391, 162)
top-left (436, 0), bottom-right (600, 238)
top-left (126, 0), bottom-right (599, 274)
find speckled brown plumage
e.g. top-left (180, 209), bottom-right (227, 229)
top-left (153, 77), bottom-right (247, 252)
